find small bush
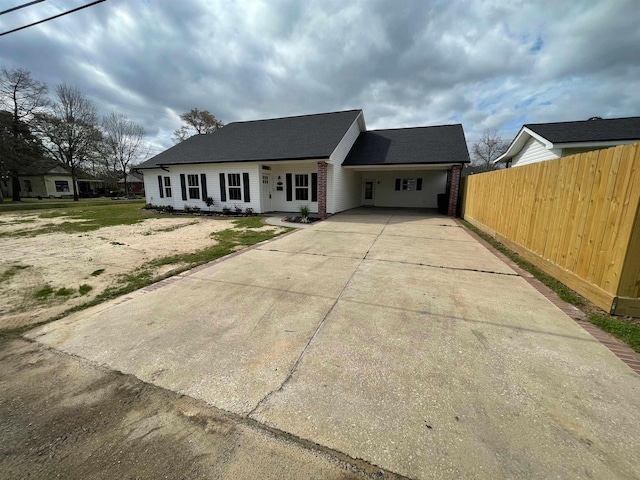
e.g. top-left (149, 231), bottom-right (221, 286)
top-left (79, 284), bottom-right (93, 295)
top-left (245, 207), bottom-right (254, 216)
top-left (234, 204), bottom-right (243, 214)
top-left (34, 285), bottom-right (54, 299)
top-left (222, 206), bottom-right (231, 215)
top-left (205, 197), bottom-right (214, 208)
top-left (300, 205), bottom-right (310, 218)
top-left (55, 287), bottom-right (75, 297)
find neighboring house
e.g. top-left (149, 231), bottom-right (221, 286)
top-left (117, 171), bottom-right (144, 195)
top-left (137, 109), bottom-right (470, 217)
top-left (0, 158), bottom-right (103, 199)
top-left (495, 116), bottom-right (640, 167)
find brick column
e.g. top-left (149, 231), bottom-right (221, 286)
top-left (447, 165), bottom-right (462, 217)
top-left (317, 161), bottom-right (328, 219)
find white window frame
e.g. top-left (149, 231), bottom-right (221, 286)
top-left (187, 174), bottom-right (200, 199)
top-left (295, 174), bottom-right (309, 201)
top-left (228, 173), bottom-right (242, 200)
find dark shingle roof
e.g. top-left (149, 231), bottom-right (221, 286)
top-left (342, 124), bottom-right (470, 166)
top-left (138, 109), bottom-right (362, 168)
top-left (525, 116), bottom-right (640, 143)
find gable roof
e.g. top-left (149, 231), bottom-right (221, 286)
top-left (343, 124), bottom-right (470, 166)
top-left (496, 116), bottom-right (640, 163)
top-left (19, 158), bottom-right (70, 176)
top-left (138, 109), bottom-right (362, 169)
top-left (525, 116), bottom-right (640, 143)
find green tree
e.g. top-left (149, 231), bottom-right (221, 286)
top-left (0, 67), bottom-right (48, 201)
top-left (37, 84), bottom-right (102, 201)
top-left (172, 108), bottom-right (223, 143)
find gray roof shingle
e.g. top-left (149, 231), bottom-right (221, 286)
top-left (342, 124), bottom-right (470, 166)
top-left (526, 116), bottom-right (640, 143)
top-left (138, 109), bottom-right (362, 168)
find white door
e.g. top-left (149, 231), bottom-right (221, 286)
top-left (261, 174), bottom-right (272, 212)
top-left (362, 178), bottom-right (375, 206)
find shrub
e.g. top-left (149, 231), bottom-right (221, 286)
top-left (222, 206), bottom-right (231, 215)
top-left (234, 204), bottom-right (243, 214)
top-left (245, 207), bottom-right (254, 216)
top-left (205, 197), bottom-right (214, 209)
top-left (79, 284), bottom-right (93, 295)
top-left (300, 205), bottom-right (310, 218)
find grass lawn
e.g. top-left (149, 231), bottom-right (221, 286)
top-left (460, 219), bottom-right (640, 354)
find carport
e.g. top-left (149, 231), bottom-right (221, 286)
top-left (342, 124), bottom-right (469, 215)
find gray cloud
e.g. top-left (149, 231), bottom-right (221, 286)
top-left (0, 0), bottom-right (638, 154)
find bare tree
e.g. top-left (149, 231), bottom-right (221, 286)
top-left (0, 67), bottom-right (48, 201)
top-left (471, 130), bottom-right (509, 171)
top-left (37, 84), bottom-right (101, 201)
top-left (172, 108), bottom-right (223, 143)
top-left (101, 112), bottom-right (146, 197)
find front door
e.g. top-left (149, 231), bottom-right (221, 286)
top-left (362, 179), bottom-right (375, 206)
top-left (261, 174), bottom-right (272, 212)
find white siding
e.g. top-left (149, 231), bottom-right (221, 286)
top-left (269, 162), bottom-right (319, 213)
top-left (511, 137), bottom-right (561, 167)
top-left (143, 169), bottom-right (174, 207)
top-left (331, 165), bottom-right (361, 213)
top-left (329, 112), bottom-right (365, 212)
top-left (144, 165), bottom-right (261, 212)
top-left (370, 170), bottom-right (447, 208)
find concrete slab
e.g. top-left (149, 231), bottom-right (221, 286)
top-left (312, 215), bottom-right (389, 235)
top-left (342, 260), bottom-right (548, 323)
top-left (258, 229), bottom-right (378, 259)
top-left (30, 277), bottom-right (336, 415)
top-left (252, 299), bottom-right (640, 479)
top-left (25, 209), bottom-right (640, 479)
top-left (189, 249), bottom-right (361, 299)
top-left (382, 222), bottom-right (475, 241)
top-left (366, 233), bottom-right (516, 274)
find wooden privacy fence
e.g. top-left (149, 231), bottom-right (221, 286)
top-left (462, 142), bottom-right (640, 317)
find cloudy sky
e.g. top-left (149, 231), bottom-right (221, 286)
top-left (1, 0), bottom-right (639, 157)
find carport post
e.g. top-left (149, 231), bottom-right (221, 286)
top-left (447, 165), bottom-right (461, 217)
top-left (317, 161), bottom-right (328, 219)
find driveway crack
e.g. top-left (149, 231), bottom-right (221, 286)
top-left (248, 215), bottom-right (394, 417)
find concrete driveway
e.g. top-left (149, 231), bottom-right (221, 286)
top-left (29, 209), bottom-right (640, 479)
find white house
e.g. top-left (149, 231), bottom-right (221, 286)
top-left (495, 116), bottom-right (640, 168)
top-left (136, 109), bottom-right (470, 217)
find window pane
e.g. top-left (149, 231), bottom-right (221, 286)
top-left (228, 173), bottom-right (240, 187)
top-left (164, 177), bottom-right (171, 186)
top-left (189, 187), bottom-right (200, 199)
top-left (165, 187), bottom-right (172, 197)
top-left (295, 174), bottom-right (308, 187)
top-left (55, 181), bottom-right (70, 192)
top-left (402, 178), bottom-right (416, 191)
top-left (229, 187), bottom-right (242, 200)
top-left (295, 188), bottom-right (309, 201)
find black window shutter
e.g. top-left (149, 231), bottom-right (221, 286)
top-left (311, 173), bottom-right (318, 202)
top-left (158, 175), bottom-right (164, 198)
top-left (201, 173), bottom-right (208, 199)
top-left (395, 178), bottom-right (401, 191)
top-left (286, 173), bottom-right (292, 201)
top-left (180, 174), bottom-right (187, 200)
top-left (219, 173), bottom-right (226, 201)
top-left (243, 173), bottom-right (250, 202)
top-left (417, 178), bottom-right (423, 191)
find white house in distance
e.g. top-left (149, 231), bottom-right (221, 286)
top-left (137, 109), bottom-right (470, 217)
top-left (495, 116), bottom-right (640, 168)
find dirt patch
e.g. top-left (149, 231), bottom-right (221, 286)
top-left (0, 215), bottom-right (278, 330)
top-left (0, 338), bottom-right (370, 480)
